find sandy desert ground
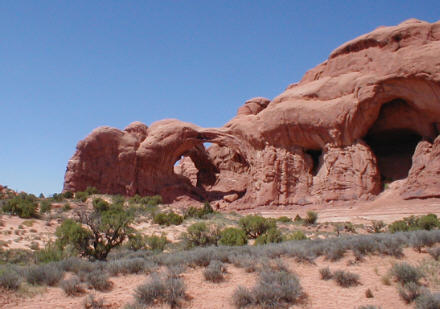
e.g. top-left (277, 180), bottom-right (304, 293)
top-left (1, 191), bottom-right (440, 309)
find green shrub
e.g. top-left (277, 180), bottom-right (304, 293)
top-left (62, 203), bottom-right (71, 211)
top-left (153, 212), bottom-right (183, 226)
top-left (184, 202), bottom-right (215, 219)
top-left (255, 227), bottom-right (283, 245)
top-left (418, 214), bottom-right (440, 231)
top-left (389, 214), bottom-right (440, 233)
top-left (144, 195), bottom-right (162, 206)
top-left (389, 220), bottom-right (409, 233)
top-left (93, 198), bottom-right (110, 212)
top-left (35, 241), bottom-right (65, 263)
top-left (56, 203), bottom-right (135, 260)
top-left (63, 191), bottom-right (73, 199)
top-left (128, 233), bottom-right (169, 252)
top-left (74, 191), bottom-right (89, 202)
top-left (55, 219), bottom-right (91, 254)
top-left (276, 216), bottom-right (292, 223)
top-left (284, 230), bottom-right (307, 241)
top-left (39, 200), bottom-right (52, 214)
top-left (333, 270), bottom-right (360, 287)
top-left (304, 211), bottom-right (318, 225)
top-left (85, 186), bottom-right (99, 195)
top-left (238, 215), bottom-right (276, 239)
top-left (146, 234), bottom-right (169, 252)
top-left (126, 233), bottom-right (147, 251)
top-left (202, 201), bottom-right (214, 215)
top-left (391, 262), bottom-right (423, 285)
top-left (51, 193), bottom-right (65, 202)
top-left (3, 194), bottom-right (38, 218)
top-left (218, 228), bottom-right (247, 246)
top-left (130, 195), bottom-right (163, 207)
top-left (184, 222), bottom-right (220, 248)
top-left (112, 195), bottom-right (125, 206)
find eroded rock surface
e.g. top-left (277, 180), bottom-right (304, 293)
top-left (401, 136), bottom-right (440, 199)
top-left (64, 19), bottom-right (440, 207)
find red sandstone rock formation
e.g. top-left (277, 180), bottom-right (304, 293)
top-left (64, 19), bottom-right (440, 208)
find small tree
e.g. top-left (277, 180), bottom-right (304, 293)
top-left (3, 193), bottom-right (38, 218)
top-left (184, 222), bottom-right (221, 248)
top-left (56, 203), bottom-right (134, 260)
top-left (238, 215), bottom-right (276, 239)
top-left (219, 227), bottom-right (247, 246)
top-left (255, 227), bottom-right (283, 245)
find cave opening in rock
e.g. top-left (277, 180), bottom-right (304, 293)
top-left (305, 149), bottom-right (323, 176)
top-left (364, 98), bottom-right (423, 183)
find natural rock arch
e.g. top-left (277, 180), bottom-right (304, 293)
top-left (64, 19), bottom-right (440, 208)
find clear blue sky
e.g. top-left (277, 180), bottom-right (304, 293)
top-left (1, 1), bottom-right (438, 195)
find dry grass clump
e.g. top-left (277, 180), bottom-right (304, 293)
top-left (203, 260), bottom-right (227, 283)
top-left (319, 267), bottom-right (333, 280)
top-left (86, 270), bottom-right (112, 291)
top-left (233, 270), bottom-right (303, 308)
top-left (427, 247), bottom-right (440, 260)
top-left (398, 281), bottom-right (424, 304)
top-left (391, 262), bottom-right (423, 285)
top-left (333, 270), bottom-right (360, 287)
top-left (318, 266), bottom-right (360, 287)
top-left (365, 288), bottom-right (374, 298)
top-left (60, 276), bottom-right (85, 296)
top-left (106, 257), bottom-right (153, 276)
top-left (25, 263), bottom-right (63, 286)
top-left (232, 286), bottom-right (254, 308)
top-left (134, 271), bottom-right (186, 308)
top-left (415, 291), bottom-right (440, 309)
top-left (83, 294), bottom-right (105, 309)
top-left (0, 268), bottom-right (21, 290)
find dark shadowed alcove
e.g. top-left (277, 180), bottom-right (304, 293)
top-left (364, 98), bottom-right (423, 182)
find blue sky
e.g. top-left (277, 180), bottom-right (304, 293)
top-left (1, 1), bottom-right (439, 195)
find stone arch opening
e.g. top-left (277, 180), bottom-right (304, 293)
top-left (305, 149), bottom-right (323, 176)
top-left (364, 98), bottom-right (424, 184)
top-left (174, 144), bottom-right (219, 188)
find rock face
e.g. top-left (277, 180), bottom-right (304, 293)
top-left (401, 136), bottom-right (440, 199)
top-left (64, 19), bottom-right (440, 208)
